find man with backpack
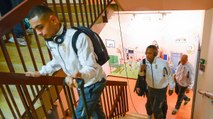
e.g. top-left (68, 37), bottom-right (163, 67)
top-left (25, 5), bottom-right (107, 119)
top-left (136, 45), bottom-right (175, 119)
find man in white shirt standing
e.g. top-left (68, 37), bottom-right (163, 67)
top-left (25, 5), bottom-right (106, 119)
top-left (136, 45), bottom-right (174, 119)
top-left (172, 54), bottom-right (194, 115)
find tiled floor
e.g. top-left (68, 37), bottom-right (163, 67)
top-left (107, 76), bottom-right (192, 119)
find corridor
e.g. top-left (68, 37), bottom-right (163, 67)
top-left (108, 76), bottom-right (192, 119)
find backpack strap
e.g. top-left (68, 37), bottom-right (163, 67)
top-left (142, 58), bottom-right (146, 77)
top-left (72, 26), bottom-right (88, 55)
top-left (72, 30), bottom-right (82, 55)
top-left (134, 58), bottom-right (148, 97)
top-left (163, 67), bottom-right (168, 77)
top-left (142, 59), bottom-right (146, 65)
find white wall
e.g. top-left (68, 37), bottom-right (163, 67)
top-left (100, 11), bottom-right (204, 77)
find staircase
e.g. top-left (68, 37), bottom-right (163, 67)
top-left (0, 0), bottom-right (130, 119)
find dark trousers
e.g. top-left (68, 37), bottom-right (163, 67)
top-left (0, 0), bottom-right (12, 15)
top-left (175, 83), bottom-right (189, 109)
top-left (146, 86), bottom-right (168, 119)
top-left (11, 0), bottom-right (26, 38)
top-left (0, 0), bottom-right (27, 38)
top-left (75, 78), bottom-right (106, 119)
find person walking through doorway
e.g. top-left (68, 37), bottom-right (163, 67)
top-left (172, 54), bottom-right (194, 115)
top-left (136, 45), bottom-right (175, 119)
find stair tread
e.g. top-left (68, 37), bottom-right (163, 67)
top-left (119, 112), bottom-right (148, 119)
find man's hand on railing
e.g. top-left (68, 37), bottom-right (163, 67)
top-left (25, 71), bottom-right (41, 77)
top-left (72, 72), bottom-right (82, 79)
top-left (65, 76), bottom-right (78, 88)
top-left (64, 72), bottom-right (84, 88)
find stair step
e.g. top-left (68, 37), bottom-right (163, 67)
top-left (57, 12), bottom-right (95, 23)
top-left (48, 4), bottom-right (104, 25)
top-left (119, 113), bottom-right (148, 119)
top-left (48, 4), bottom-right (102, 14)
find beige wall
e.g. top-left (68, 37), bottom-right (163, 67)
top-left (193, 7), bottom-right (213, 119)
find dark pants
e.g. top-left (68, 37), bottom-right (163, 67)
top-left (75, 78), bottom-right (106, 119)
top-left (11, 0), bottom-right (26, 38)
top-left (0, 0), bottom-right (12, 15)
top-left (146, 86), bottom-right (168, 119)
top-left (0, 0), bottom-right (27, 38)
top-left (175, 83), bottom-right (189, 109)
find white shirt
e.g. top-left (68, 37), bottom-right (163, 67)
top-left (139, 57), bottom-right (175, 90)
top-left (39, 25), bottom-right (106, 87)
top-left (175, 62), bottom-right (194, 89)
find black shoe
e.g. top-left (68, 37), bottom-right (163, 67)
top-left (184, 98), bottom-right (191, 105)
top-left (172, 108), bottom-right (178, 115)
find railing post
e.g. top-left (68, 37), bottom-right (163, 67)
top-left (76, 79), bottom-right (89, 119)
top-left (65, 78), bottom-right (90, 119)
top-left (66, 85), bottom-right (77, 119)
top-left (0, 108), bottom-right (5, 119)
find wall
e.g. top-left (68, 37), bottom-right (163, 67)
top-left (100, 11), bottom-right (204, 79)
top-left (193, 7), bottom-right (213, 119)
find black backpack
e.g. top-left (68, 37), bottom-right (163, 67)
top-left (71, 26), bottom-right (109, 65)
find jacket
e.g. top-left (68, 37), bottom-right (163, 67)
top-left (39, 25), bottom-right (105, 87)
top-left (175, 62), bottom-right (194, 89)
top-left (144, 57), bottom-right (174, 90)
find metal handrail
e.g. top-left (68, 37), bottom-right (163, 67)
top-left (198, 90), bottom-right (213, 99)
top-left (198, 90), bottom-right (213, 104)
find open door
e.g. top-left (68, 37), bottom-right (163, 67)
top-left (193, 8), bottom-right (213, 119)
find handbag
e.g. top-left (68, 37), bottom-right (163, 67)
top-left (134, 59), bottom-right (148, 97)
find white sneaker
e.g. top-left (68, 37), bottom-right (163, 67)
top-left (8, 37), bottom-right (27, 46)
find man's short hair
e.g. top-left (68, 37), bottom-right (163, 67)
top-left (28, 5), bottom-right (54, 20)
top-left (146, 45), bottom-right (158, 57)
